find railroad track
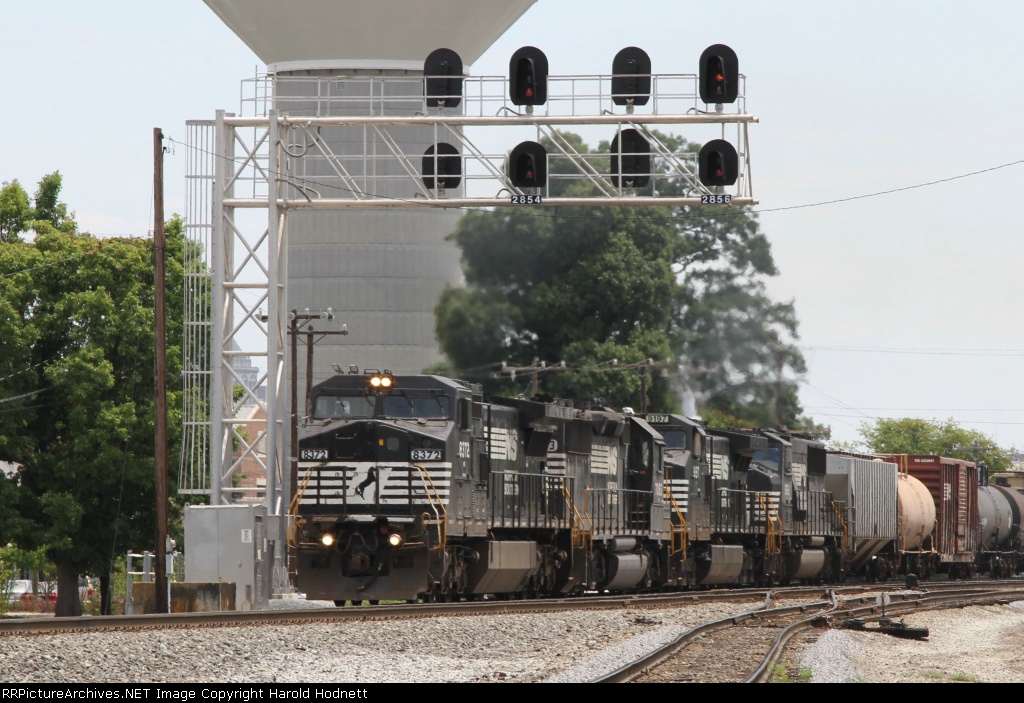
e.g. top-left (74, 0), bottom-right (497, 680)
top-left (0, 588), bottom-right (809, 636)
top-left (595, 584), bottom-right (1024, 683)
top-left (2, 578), bottom-right (1016, 639)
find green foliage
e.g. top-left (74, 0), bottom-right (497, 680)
top-left (0, 198), bottom-right (190, 616)
top-left (434, 130), bottom-right (807, 424)
top-left (0, 180), bottom-right (33, 243)
top-left (858, 417), bottom-right (1015, 472)
top-left (32, 172), bottom-right (76, 234)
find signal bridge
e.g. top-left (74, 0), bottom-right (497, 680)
top-left (183, 44), bottom-right (756, 509)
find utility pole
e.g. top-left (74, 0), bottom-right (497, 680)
top-left (770, 345), bottom-right (789, 429)
top-left (498, 360), bottom-right (567, 397)
top-left (153, 127), bottom-right (168, 614)
top-left (287, 309), bottom-right (341, 583)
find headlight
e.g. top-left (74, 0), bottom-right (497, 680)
top-left (320, 532), bottom-right (336, 547)
top-left (388, 532), bottom-right (404, 548)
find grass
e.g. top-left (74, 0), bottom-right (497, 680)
top-left (920, 670), bottom-right (979, 683)
top-left (769, 663), bottom-right (813, 683)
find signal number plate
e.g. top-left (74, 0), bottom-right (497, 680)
top-left (411, 449), bottom-right (443, 461)
top-left (511, 195), bottom-right (542, 205)
top-left (300, 449), bottom-right (328, 460)
top-left (700, 194), bottom-right (732, 204)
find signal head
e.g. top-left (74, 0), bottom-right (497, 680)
top-left (699, 44), bottom-right (739, 105)
top-left (508, 141), bottom-right (548, 189)
top-left (509, 46), bottom-right (549, 106)
top-left (611, 47), bottom-right (652, 107)
top-left (610, 128), bottom-right (651, 189)
top-left (697, 139), bottom-right (739, 187)
top-left (424, 48), bottom-right (464, 108)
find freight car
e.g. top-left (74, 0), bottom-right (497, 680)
top-left (976, 477), bottom-right (1024, 577)
top-left (291, 371), bottom-right (1008, 603)
top-left (878, 455), bottom-right (980, 579)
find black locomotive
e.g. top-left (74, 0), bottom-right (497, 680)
top-left (292, 371), bottom-right (1000, 603)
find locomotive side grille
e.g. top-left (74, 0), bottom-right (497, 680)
top-left (710, 453), bottom-right (730, 480)
top-left (590, 439), bottom-right (618, 475)
top-left (485, 426), bottom-right (517, 460)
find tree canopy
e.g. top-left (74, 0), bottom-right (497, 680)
top-left (0, 180), bottom-right (33, 243)
top-left (435, 131), bottom-right (811, 426)
top-left (0, 173), bottom-right (187, 615)
top-left (857, 417), bottom-right (1016, 473)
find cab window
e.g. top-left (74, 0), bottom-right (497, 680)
top-left (752, 448), bottom-right (781, 471)
top-left (661, 430), bottom-right (688, 449)
top-left (382, 394), bottom-right (451, 419)
top-left (313, 394), bottom-right (375, 419)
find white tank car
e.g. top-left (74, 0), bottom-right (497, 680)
top-left (897, 472), bottom-right (936, 551)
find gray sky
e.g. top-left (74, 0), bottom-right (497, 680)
top-left (3, 1), bottom-right (1022, 451)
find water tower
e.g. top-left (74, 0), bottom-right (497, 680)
top-left (183, 1), bottom-right (537, 509)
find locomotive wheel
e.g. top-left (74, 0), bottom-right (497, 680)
top-left (333, 600), bottom-right (347, 607)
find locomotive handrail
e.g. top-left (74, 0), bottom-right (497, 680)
top-left (412, 463), bottom-right (448, 552)
top-left (759, 493), bottom-right (782, 556)
top-left (561, 478), bottom-right (591, 550)
top-left (831, 500), bottom-right (849, 555)
top-left (287, 463), bottom-right (320, 547)
top-left (663, 485), bottom-right (688, 560)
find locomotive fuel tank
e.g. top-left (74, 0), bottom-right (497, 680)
top-left (784, 548), bottom-right (828, 581)
top-left (897, 472), bottom-right (936, 552)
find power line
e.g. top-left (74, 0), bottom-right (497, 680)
top-left (811, 412), bottom-right (1024, 426)
top-left (804, 406), bottom-right (1024, 413)
top-left (802, 345), bottom-right (1024, 357)
top-left (757, 160), bottom-right (1024, 213)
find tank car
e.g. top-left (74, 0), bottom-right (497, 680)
top-left (976, 479), bottom-right (1024, 577)
top-left (293, 371), bottom-right (669, 603)
top-left (879, 454), bottom-right (980, 579)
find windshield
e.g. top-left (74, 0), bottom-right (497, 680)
top-left (382, 394), bottom-right (451, 419)
top-left (313, 394), bottom-right (375, 419)
top-left (661, 430), bottom-right (688, 449)
top-left (752, 448), bottom-right (781, 472)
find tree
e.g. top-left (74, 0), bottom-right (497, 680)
top-left (858, 417), bottom-right (1015, 473)
top-left (0, 180), bottom-right (33, 243)
top-left (434, 131), bottom-right (808, 424)
top-left (32, 171), bottom-right (75, 234)
top-left (0, 214), bottom-right (188, 616)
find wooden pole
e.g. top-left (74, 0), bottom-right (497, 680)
top-left (153, 128), bottom-right (168, 613)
